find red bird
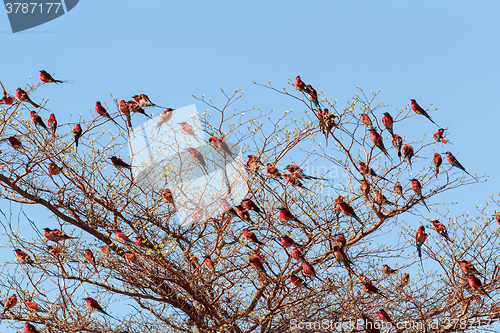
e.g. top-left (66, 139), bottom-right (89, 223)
top-left (84, 249), bottom-right (98, 273)
top-left (266, 163), bottom-right (282, 178)
top-left (8, 136), bottom-right (24, 150)
top-left (30, 111), bottom-right (48, 130)
top-left (467, 274), bottom-right (492, 299)
top-left (235, 205), bottom-right (254, 224)
top-left (294, 76), bottom-right (306, 91)
top-left (459, 260), bottom-right (481, 275)
top-left (382, 264), bottom-right (398, 275)
top-left (280, 235), bottom-right (295, 247)
top-left (209, 136), bottom-right (236, 158)
top-left (84, 297), bottom-right (116, 318)
top-left (445, 152), bottom-right (473, 178)
top-left (110, 156), bottom-right (131, 169)
top-left (291, 246), bottom-right (306, 262)
top-left (410, 99), bottom-right (438, 126)
top-left (361, 113), bottom-right (372, 127)
top-left (132, 94), bottom-right (155, 107)
top-left (119, 100), bottom-right (132, 128)
top-left (114, 230), bottom-right (131, 243)
top-left (163, 189), bottom-right (173, 203)
top-left (187, 148), bottom-right (208, 174)
top-left (339, 201), bottom-right (362, 223)
top-left (416, 225), bottom-right (428, 266)
top-left (394, 181), bottom-right (405, 199)
top-left (305, 85), bottom-right (319, 108)
top-left (369, 127), bottom-right (391, 158)
top-left (25, 300), bottom-right (47, 312)
top-left (250, 255), bottom-right (267, 275)
top-left (302, 261), bottom-right (321, 280)
top-left (47, 245), bottom-right (63, 255)
top-left (24, 323), bottom-right (41, 333)
top-left (2, 295), bottom-right (17, 314)
top-left (0, 81), bottom-right (14, 105)
top-left (52, 229), bottom-right (75, 241)
top-left (335, 233), bottom-right (346, 249)
top-left (362, 281), bottom-right (387, 298)
top-left (39, 70), bottom-right (68, 84)
top-left (433, 153), bottom-right (442, 178)
top-left (403, 144), bottom-right (414, 166)
top-left (47, 114), bottom-right (57, 138)
top-left (16, 88), bottom-right (42, 109)
top-left (127, 100), bottom-right (151, 118)
top-left (14, 248), bottom-right (33, 265)
top-left (278, 207), bottom-right (300, 224)
top-left (241, 198), bottom-right (264, 218)
top-left (382, 112), bottom-right (394, 136)
top-left (242, 229), bottom-right (264, 245)
top-left (410, 178), bottom-right (430, 212)
top-left (156, 108), bottom-right (175, 132)
top-left (48, 163), bottom-right (60, 175)
top-left (124, 251), bottom-right (136, 263)
top-left (377, 309), bottom-right (393, 323)
top-left (290, 274), bottom-right (308, 288)
top-left (73, 124), bottom-right (82, 151)
top-left (247, 155), bottom-right (262, 173)
top-left (433, 128), bottom-right (449, 144)
top-left (135, 236), bottom-right (153, 248)
top-left (432, 220), bottom-right (451, 242)
top-left (203, 255), bottom-right (216, 275)
top-left (221, 199), bottom-right (238, 218)
top-left (392, 134), bottom-right (403, 160)
top-left (179, 122), bottom-right (199, 142)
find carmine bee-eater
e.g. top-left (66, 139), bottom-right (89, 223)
top-left (24, 323), bottom-right (41, 333)
top-left (445, 151), bottom-right (473, 178)
top-left (47, 114), bottom-right (57, 138)
top-left (43, 227), bottom-right (57, 241)
top-left (382, 112), bottom-right (394, 136)
top-left (220, 199), bottom-right (238, 218)
top-left (373, 189), bottom-right (394, 206)
top-left (399, 273), bottom-right (410, 287)
top-left (110, 156), bottom-right (131, 169)
top-left (358, 161), bottom-right (387, 181)
top-left (416, 226), bottom-right (428, 267)
top-left (467, 274), bottom-right (492, 299)
top-left (362, 281), bottom-right (387, 298)
top-left (280, 235), bottom-right (295, 247)
top-left (433, 128), bottom-right (449, 144)
top-left (95, 101), bottom-right (123, 127)
top-left (127, 100), bottom-right (151, 118)
top-left (156, 108), bottom-right (175, 133)
top-left (361, 113), bottom-right (372, 127)
top-left (335, 233), bottom-right (347, 249)
top-left (431, 220), bottom-right (451, 242)
top-left (294, 76), bottom-right (306, 91)
top-left (302, 261), bottom-right (322, 280)
top-left (2, 295), bottom-right (17, 314)
top-left (208, 136), bottom-right (236, 158)
top-left (30, 111), bottom-right (48, 130)
top-left (73, 124), bottom-right (82, 151)
top-left (101, 245), bottom-right (110, 254)
top-left (339, 201), bottom-right (362, 223)
top-left (25, 300), bottom-right (47, 312)
top-left (277, 207), bottom-right (300, 224)
top-left (459, 260), bottom-right (481, 275)
top-left (8, 136), bottom-right (24, 150)
top-left (47, 245), bottom-right (63, 255)
top-left (135, 236), bottom-right (153, 249)
top-left (114, 230), bottom-right (132, 243)
top-left (250, 255), bottom-right (267, 275)
top-left (247, 155), bottom-right (262, 173)
top-left (51, 228), bottom-right (75, 241)
top-left (290, 274), bottom-right (310, 289)
top-left (410, 99), bottom-right (438, 126)
top-left (305, 85), bottom-right (319, 108)
top-left (332, 245), bottom-right (354, 272)
top-left (187, 148), bottom-right (208, 174)
top-left (16, 88), bottom-right (44, 109)
top-left (119, 100), bottom-right (132, 128)
top-left (394, 182), bottom-right (405, 200)
top-left (242, 229), bottom-right (264, 245)
top-left (410, 178), bottom-right (430, 212)
top-left (84, 297), bottom-right (117, 319)
top-left (369, 127), bottom-right (391, 159)
top-left (203, 255), bottom-right (216, 275)
top-left (377, 309), bottom-right (393, 323)
top-left (242, 198), bottom-right (265, 218)
top-left (14, 248), bottom-right (34, 265)
top-left (392, 134), bottom-right (403, 160)
top-left (324, 111), bottom-right (337, 146)
top-left (433, 153), bottom-right (442, 178)
top-left (235, 205), bottom-right (254, 224)
top-left (403, 144), bottom-right (414, 167)
top-left (39, 70), bottom-right (68, 84)
top-left (0, 81), bottom-right (14, 105)
top-left (162, 189), bottom-right (175, 206)
top-left (291, 246), bottom-right (306, 262)
top-left (84, 249), bottom-right (98, 273)
top-left (285, 164), bottom-right (327, 181)
top-left (178, 122), bottom-right (199, 142)
top-left (132, 94), bottom-right (155, 107)
top-left (266, 163), bottom-right (281, 178)
top-left (284, 173), bottom-right (309, 190)
top-left (382, 264), bottom-right (398, 275)
top-left (124, 251), bottom-right (136, 263)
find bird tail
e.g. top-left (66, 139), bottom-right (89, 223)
top-left (420, 197), bottom-right (431, 212)
top-left (441, 139), bottom-right (449, 144)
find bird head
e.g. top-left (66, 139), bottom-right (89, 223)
top-left (16, 88), bottom-right (22, 91)
top-left (83, 249), bottom-right (91, 252)
top-left (83, 297), bottom-right (92, 301)
top-left (208, 136), bottom-right (216, 142)
top-left (419, 226), bottom-right (426, 231)
top-left (379, 308), bottom-right (385, 312)
top-left (430, 220), bottom-right (439, 224)
top-left (13, 248), bottom-right (21, 252)
top-left (290, 274), bottom-right (298, 278)
top-left (96, 101), bottom-right (101, 105)
top-left (410, 99), bottom-right (416, 102)
top-left (332, 245), bottom-right (339, 251)
top-left (109, 156), bottom-right (117, 162)
top-left (131, 95), bottom-right (139, 98)
top-left (40, 70), bottom-right (47, 73)
top-left (276, 207), bottom-right (285, 211)
top-left (383, 112), bottom-right (389, 116)
top-left (178, 122), bottom-right (187, 125)
top-left (445, 151), bottom-right (452, 155)
top-left (409, 178), bottom-right (417, 182)
top-left (203, 255), bottom-right (210, 259)
top-left (368, 127), bottom-right (377, 132)
top-left (43, 227), bottom-right (51, 231)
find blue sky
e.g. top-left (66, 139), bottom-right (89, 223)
top-left (1, 1), bottom-right (499, 331)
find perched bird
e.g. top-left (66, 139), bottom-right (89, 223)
top-left (135, 236), bottom-right (153, 249)
top-left (335, 233), bottom-right (346, 249)
top-left (369, 127), bottom-right (391, 158)
top-left (16, 88), bottom-right (42, 109)
top-left (339, 201), bottom-right (362, 223)
top-left (433, 128), bottom-right (449, 144)
top-left (359, 161), bottom-right (387, 181)
top-left (124, 251), bottom-right (136, 263)
top-left (47, 245), bottom-right (63, 255)
top-left (24, 301), bottom-right (47, 312)
top-left (302, 261), bottom-right (321, 280)
top-left (249, 255), bottom-right (267, 275)
top-left (373, 189), bottom-right (394, 206)
top-left (399, 273), bottom-right (410, 287)
top-left (467, 274), bottom-right (492, 299)
top-left (410, 178), bottom-right (430, 212)
top-left (431, 220), bottom-right (451, 242)
top-left (209, 136), bottom-right (236, 158)
top-left (114, 230), bottom-right (132, 243)
top-left (84, 297), bottom-right (117, 319)
top-left (382, 112), bottom-right (394, 136)
top-left (284, 173), bottom-right (309, 189)
top-left (290, 274), bottom-right (309, 289)
top-left (324, 111), bottom-right (337, 146)
top-left (294, 76), bottom-right (306, 91)
top-left (403, 144), bottom-right (414, 166)
top-left (235, 205), bottom-right (254, 224)
top-left (2, 295), bottom-right (17, 314)
top-left (360, 179), bottom-right (370, 194)
top-left (291, 246), bottom-right (306, 262)
top-left (362, 281), bottom-right (387, 298)
top-left (394, 182), bottom-right (405, 200)
top-left (162, 189), bottom-right (175, 205)
top-left (156, 108), bottom-right (175, 132)
top-left (51, 228), bottom-right (75, 241)
top-left (84, 249), bottom-right (98, 273)
top-left (110, 156), bottom-right (131, 169)
top-left (47, 114), bottom-right (57, 138)
top-left (410, 99), bottom-right (438, 126)
top-left (266, 163), bottom-right (282, 178)
top-left (305, 84), bottom-right (319, 107)
top-left (277, 207), bottom-right (300, 224)
top-left (95, 101), bottom-right (111, 119)
top-left (445, 152), bottom-right (473, 178)
top-left (203, 255), bottom-right (216, 275)
top-left (241, 198), bottom-right (265, 218)
top-left (24, 323), bottom-right (41, 333)
top-left (416, 226), bottom-right (428, 267)
top-left (242, 229), bottom-right (264, 245)
top-left (392, 134), bottom-right (403, 160)
top-left (382, 264), bottom-right (398, 275)
top-left (495, 212), bottom-right (500, 226)
top-left (127, 100), bottom-right (151, 118)
top-left (221, 199), bottom-right (238, 218)
top-left (39, 70), bottom-right (67, 84)
top-left (132, 94), bottom-right (155, 107)
top-left (246, 155), bottom-right (262, 173)
top-left (361, 113), bottom-right (372, 127)
top-left (0, 81), bottom-right (14, 105)
top-left (179, 122), bottom-right (199, 141)
top-left (101, 245), bottom-right (110, 254)
top-left (280, 235), bottom-right (295, 248)
top-left (8, 136), bottom-right (24, 150)
top-left (43, 227), bottom-right (57, 241)
top-left (30, 111), bottom-right (48, 130)
top-left (14, 248), bottom-right (33, 265)
top-left (433, 153), bottom-right (443, 178)
top-left (459, 260), bottom-right (482, 275)
top-left (187, 148), bottom-right (208, 174)
top-left (73, 124), bottom-right (82, 151)
top-left (119, 100), bottom-right (132, 128)
top-left (332, 245), bottom-right (354, 271)
top-left (377, 309), bottom-right (393, 323)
